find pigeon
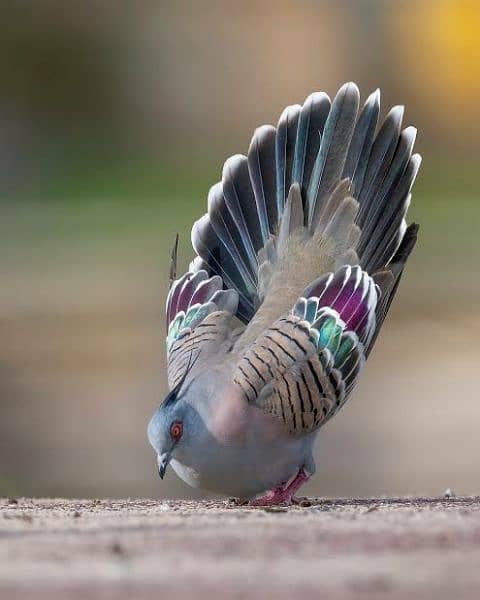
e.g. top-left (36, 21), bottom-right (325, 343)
top-left (148, 82), bottom-right (421, 505)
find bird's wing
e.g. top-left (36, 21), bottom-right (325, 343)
top-left (165, 270), bottom-right (240, 389)
top-left (233, 264), bottom-right (378, 434)
top-left (166, 82), bottom-right (420, 392)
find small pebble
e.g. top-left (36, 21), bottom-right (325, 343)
top-left (227, 498), bottom-right (249, 507)
top-left (298, 499), bottom-right (312, 507)
top-left (110, 542), bottom-right (126, 556)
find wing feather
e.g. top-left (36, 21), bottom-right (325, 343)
top-left (165, 83), bottom-right (420, 400)
top-left (233, 265), bottom-right (376, 435)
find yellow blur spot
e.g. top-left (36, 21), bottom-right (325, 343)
top-left (432, 0), bottom-right (480, 90)
top-left (391, 0), bottom-right (480, 134)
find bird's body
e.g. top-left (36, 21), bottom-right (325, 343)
top-left (149, 362), bottom-right (316, 498)
top-left (171, 403), bottom-right (316, 499)
top-left (148, 82), bottom-right (421, 504)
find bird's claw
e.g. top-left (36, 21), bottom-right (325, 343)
top-left (248, 468), bottom-right (310, 507)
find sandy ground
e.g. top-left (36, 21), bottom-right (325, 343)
top-left (1, 497), bottom-right (480, 599)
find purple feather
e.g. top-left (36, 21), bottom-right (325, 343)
top-left (167, 273), bottom-right (190, 326)
top-left (338, 288), bottom-right (365, 324)
top-left (329, 279), bottom-right (357, 312)
top-left (309, 266), bottom-right (376, 339)
top-left (317, 273), bottom-right (348, 307)
top-left (190, 276), bottom-right (223, 307)
top-left (346, 301), bottom-right (370, 334)
top-left (305, 273), bottom-right (332, 299)
top-left (176, 271), bottom-right (208, 314)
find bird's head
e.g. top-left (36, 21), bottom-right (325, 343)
top-left (147, 353), bottom-right (207, 479)
top-left (147, 390), bottom-right (190, 479)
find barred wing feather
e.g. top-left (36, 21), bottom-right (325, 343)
top-left (233, 265), bottom-right (378, 434)
top-left (164, 82), bottom-right (420, 406)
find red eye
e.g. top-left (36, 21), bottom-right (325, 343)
top-left (170, 421), bottom-right (183, 441)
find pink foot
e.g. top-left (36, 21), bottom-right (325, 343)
top-left (249, 468), bottom-right (310, 506)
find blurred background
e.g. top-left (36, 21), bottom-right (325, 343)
top-left (0, 0), bottom-right (479, 499)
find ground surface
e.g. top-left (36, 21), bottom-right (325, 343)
top-left (1, 497), bottom-right (480, 599)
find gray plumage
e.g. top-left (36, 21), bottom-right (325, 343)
top-left (148, 82), bottom-right (421, 501)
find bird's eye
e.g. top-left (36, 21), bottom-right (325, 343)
top-left (169, 421), bottom-right (183, 441)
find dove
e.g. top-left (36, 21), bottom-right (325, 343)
top-left (147, 82), bottom-right (421, 505)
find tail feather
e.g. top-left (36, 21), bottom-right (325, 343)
top-left (275, 104), bottom-right (301, 223)
top-left (292, 92), bottom-right (331, 197)
top-left (248, 125), bottom-right (277, 245)
top-left (187, 82), bottom-right (420, 339)
top-left (307, 82), bottom-right (360, 228)
top-left (368, 222), bottom-right (419, 354)
top-left (358, 126), bottom-right (417, 261)
top-left (343, 88), bottom-right (380, 191)
top-left (191, 214), bottom-right (254, 321)
top-left (315, 178), bottom-right (351, 232)
top-left (357, 105), bottom-right (404, 227)
top-left (361, 150), bottom-right (421, 272)
top-left (323, 196), bottom-right (359, 249)
top-left (363, 193), bottom-right (410, 273)
top-left (207, 182), bottom-right (256, 290)
top-left (222, 155), bottom-right (262, 271)
top-left (278, 183), bottom-right (305, 249)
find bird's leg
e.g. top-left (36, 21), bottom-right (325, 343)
top-left (249, 468), bottom-right (310, 506)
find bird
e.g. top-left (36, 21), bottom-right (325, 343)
top-left (147, 82), bottom-right (420, 505)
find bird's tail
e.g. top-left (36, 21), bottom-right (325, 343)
top-left (191, 82), bottom-right (420, 344)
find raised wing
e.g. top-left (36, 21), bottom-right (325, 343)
top-left (165, 271), bottom-right (239, 388)
top-left (233, 265), bottom-right (378, 434)
top-left (165, 82), bottom-right (420, 392)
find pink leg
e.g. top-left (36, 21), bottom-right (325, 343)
top-left (249, 468), bottom-right (310, 506)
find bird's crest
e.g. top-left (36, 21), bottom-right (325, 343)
top-left (162, 350), bottom-right (200, 407)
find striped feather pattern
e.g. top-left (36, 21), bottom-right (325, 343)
top-left (166, 83), bottom-right (420, 421)
top-left (168, 311), bottom-right (237, 389)
top-left (300, 265), bottom-right (378, 347)
top-left (234, 315), bottom-right (337, 434)
top-left (188, 82), bottom-right (419, 336)
top-left (166, 271), bottom-right (239, 386)
top-left (234, 312), bottom-right (360, 435)
top-left (233, 265), bottom-right (376, 434)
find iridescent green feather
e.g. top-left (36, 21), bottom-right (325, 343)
top-left (335, 333), bottom-right (356, 367)
top-left (305, 298), bottom-right (318, 323)
top-left (183, 305), bottom-right (202, 329)
top-left (167, 313), bottom-right (185, 349)
top-left (167, 303), bottom-right (217, 351)
top-left (293, 298), bottom-right (307, 319)
top-left (316, 315), bottom-right (343, 353)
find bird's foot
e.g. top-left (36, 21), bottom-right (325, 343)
top-left (249, 468), bottom-right (310, 507)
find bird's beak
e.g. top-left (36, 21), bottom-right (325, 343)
top-left (157, 452), bottom-right (171, 480)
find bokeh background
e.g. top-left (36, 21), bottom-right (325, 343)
top-left (0, 0), bottom-right (479, 499)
